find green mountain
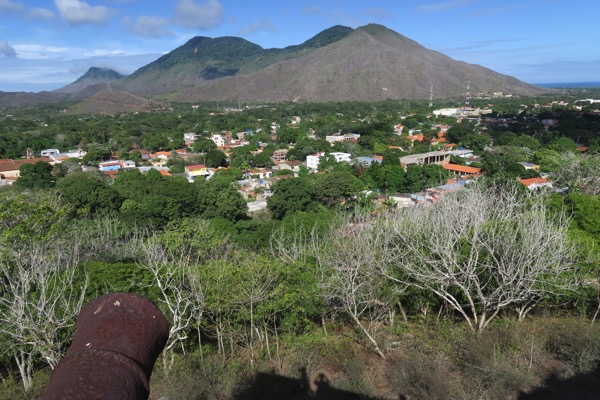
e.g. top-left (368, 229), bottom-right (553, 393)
top-left (117, 24), bottom-right (548, 102)
top-left (54, 67), bottom-right (126, 94)
top-left (115, 25), bottom-right (354, 96)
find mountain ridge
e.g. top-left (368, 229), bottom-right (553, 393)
top-left (160, 23), bottom-right (547, 102)
top-left (2, 23), bottom-right (551, 108)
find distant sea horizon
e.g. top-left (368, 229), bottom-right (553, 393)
top-left (534, 81), bottom-right (600, 88)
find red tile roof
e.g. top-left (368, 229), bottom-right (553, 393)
top-left (186, 164), bottom-right (208, 170)
top-left (518, 177), bottom-right (551, 187)
top-left (0, 157), bottom-right (53, 173)
top-left (443, 164), bottom-right (481, 174)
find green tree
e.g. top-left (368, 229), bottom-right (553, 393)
top-left (192, 137), bottom-right (217, 154)
top-left (204, 149), bottom-right (227, 168)
top-left (314, 171), bottom-right (364, 207)
top-left (15, 161), bottom-right (55, 189)
top-left (57, 172), bottom-right (122, 215)
top-left (197, 176), bottom-right (247, 221)
top-left (0, 190), bottom-right (72, 245)
top-left (252, 151), bottom-right (274, 168)
top-left (267, 177), bottom-right (315, 219)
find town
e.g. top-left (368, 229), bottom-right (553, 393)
top-left (2, 93), bottom-right (597, 215)
top-left (0, 92), bottom-right (598, 399)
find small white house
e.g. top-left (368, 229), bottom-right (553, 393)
top-left (211, 134), bottom-right (225, 147)
top-left (41, 149), bottom-right (60, 157)
top-left (306, 152), bottom-right (351, 170)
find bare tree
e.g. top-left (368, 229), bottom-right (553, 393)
top-left (385, 184), bottom-right (578, 332)
top-left (0, 241), bottom-right (87, 391)
top-left (140, 240), bottom-right (201, 370)
top-left (316, 214), bottom-right (398, 358)
top-left (553, 152), bottom-right (600, 195)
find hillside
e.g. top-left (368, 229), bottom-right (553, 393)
top-left (0, 90), bottom-right (64, 107)
top-left (55, 67), bottom-right (126, 94)
top-left (69, 89), bottom-right (161, 114)
top-left (115, 25), bottom-right (355, 96)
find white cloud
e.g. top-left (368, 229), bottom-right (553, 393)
top-left (0, 0), bottom-right (24, 12)
top-left (131, 15), bottom-right (173, 38)
top-left (83, 49), bottom-right (128, 57)
top-left (0, 40), bottom-right (17, 57)
top-left (54, 0), bottom-right (113, 25)
top-left (27, 7), bottom-right (55, 20)
top-left (174, 0), bottom-right (223, 30)
top-left (12, 43), bottom-right (76, 59)
top-left (237, 18), bottom-right (277, 35)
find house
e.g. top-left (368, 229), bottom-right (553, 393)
top-left (183, 132), bottom-right (199, 142)
top-left (0, 157), bottom-right (54, 183)
top-left (99, 161), bottom-right (122, 171)
top-left (517, 162), bottom-right (540, 171)
top-left (446, 149), bottom-right (475, 158)
top-left (306, 152), bottom-right (351, 170)
top-left (400, 151), bottom-right (451, 168)
top-left (325, 133), bottom-right (360, 144)
top-left (443, 164), bottom-right (481, 179)
top-left (138, 166), bottom-right (171, 175)
top-left (49, 149), bottom-right (86, 162)
top-left (406, 134), bottom-right (425, 143)
top-left (355, 156), bottom-right (382, 167)
top-left (518, 177), bottom-right (553, 190)
top-left (149, 151), bottom-right (172, 166)
top-left (272, 160), bottom-right (303, 173)
top-left (40, 149), bottom-right (60, 157)
top-left (185, 164), bottom-right (212, 181)
top-left (211, 134), bottom-right (225, 147)
top-left (271, 149), bottom-right (288, 163)
top-left (98, 160), bottom-right (136, 172)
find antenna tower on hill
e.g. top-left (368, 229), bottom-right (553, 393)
top-left (465, 81), bottom-right (471, 108)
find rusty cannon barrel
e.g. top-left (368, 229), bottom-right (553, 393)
top-left (42, 293), bottom-right (169, 400)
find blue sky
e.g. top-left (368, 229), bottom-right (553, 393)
top-left (0, 0), bottom-right (598, 92)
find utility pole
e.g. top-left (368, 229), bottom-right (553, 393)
top-left (429, 85), bottom-right (433, 108)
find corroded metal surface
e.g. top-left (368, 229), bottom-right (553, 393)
top-left (42, 293), bottom-right (169, 400)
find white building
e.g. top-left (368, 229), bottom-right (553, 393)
top-left (325, 133), bottom-right (360, 144)
top-left (41, 149), bottom-right (60, 157)
top-left (306, 152), bottom-right (351, 170)
top-left (184, 132), bottom-right (199, 142)
top-left (210, 134), bottom-right (225, 147)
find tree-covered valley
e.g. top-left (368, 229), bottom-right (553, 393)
top-left (0, 91), bottom-right (599, 399)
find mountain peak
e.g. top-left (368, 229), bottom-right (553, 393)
top-left (75, 67), bottom-right (125, 83)
top-left (54, 67), bottom-right (126, 94)
top-left (117, 23), bottom-right (549, 101)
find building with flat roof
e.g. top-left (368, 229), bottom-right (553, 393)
top-left (400, 151), bottom-right (451, 167)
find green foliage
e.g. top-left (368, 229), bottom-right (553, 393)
top-left (532, 148), bottom-right (562, 172)
top-left (197, 176), bottom-right (247, 221)
top-left (204, 149), bottom-right (227, 168)
top-left (314, 170), bottom-right (363, 207)
top-left (78, 261), bottom-right (160, 303)
top-left (159, 217), bottom-right (231, 261)
top-left (57, 171), bottom-right (121, 215)
top-left (0, 189), bottom-right (72, 245)
top-left (267, 177), bottom-right (315, 219)
top-left (14, 161), bottom-right (55, 189)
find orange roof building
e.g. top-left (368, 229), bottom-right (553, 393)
top-left (443, 163), bottom-right (481, 177)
